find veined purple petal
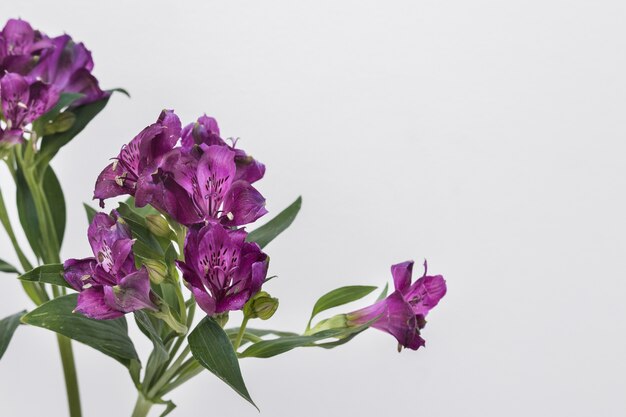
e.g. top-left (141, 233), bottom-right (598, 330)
top-left (405, 274), bottom-right (447, 316)
top-left (93, 163), bottom-right (132, 206)
top-left (103, 267), bottom-right (157, 313)
top-left (0, 73), bottom-right (29, 126)
top-left (392, 261), bottom-right (413, 293)
top-left (196, 145), bottom-right (236, 218)
top-left (221, 180), bottom-right (267, 227)
top-left (63, 257), bottom-right (98, 291)
top-left (75, 287), bottom-right (124, 320)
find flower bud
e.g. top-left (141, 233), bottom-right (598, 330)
top-left (244, 291), bottom-right (279, 320)
top-left (143, 259), bottom-right (168, 284)
top-left (146, 214), bottom-right (173, 239)
top-left (43, 111), bottom-right (76, 135)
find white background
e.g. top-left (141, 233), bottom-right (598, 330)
top-left (1, 1), bottom-right (625, 416)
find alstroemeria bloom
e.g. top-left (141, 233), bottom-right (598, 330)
top-left (63, 211), bottom-right (157, 319)
top-left (181, 115), bottom-right (265, 184)
top-left (0, 19), bottom-right (50, 74)
top-left (0, 73), bottom-right (58, 144)
top-left (154, 144), bottom-right (267, 226)
top-left (346, 261), bottom-right (446, 350)
top-left (176, 222), bottom-right (269, 316)
top-left (28, 34), bottom-right (108, 105)
top-left (93, 110), bottom-right (181, 207)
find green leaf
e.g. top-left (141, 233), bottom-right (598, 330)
top-left (15, 166), bottom-right (42, 259)
top-left (0, 258), bottom-right (19, 274)
top-left (239, 328), bottom-right (357, 359)
top-left (83, 203), bottom-right (98, 224)
top-left (308, 285), bottom-right (377, 325)
top-left (43, 165), bottom-right (66, 248)
top-left (134, 311), bottom-right (169, 388)
top-left (188, 317), bottom-right (256, 409)
top-left (22, 294), bottom-right (139, 367)
top-left (38, 95), bottom-right (111, 164)
top-left (376, 283), bottom-right (389, 301)
top-left (0, 310), bottom-right (25, 360)
top-left (18, 263), bottom-right (70, 288)
top-left (247, 196), bottom-right (302, 248)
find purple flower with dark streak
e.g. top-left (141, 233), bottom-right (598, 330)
top-left (181, 115), bottom-right (265, 184)
top-left (0, 73), bottom-right (58, 144)
top-left (176, 222), bottom-right (269, 316)
top-left (347, 261), bottom-right (446, 350)
top-left (63, 211), bottom-right (157, 319)
top-left (154, 144), bottom-right (267, 226)
top-left (93, 110), bottom-right (181, 207)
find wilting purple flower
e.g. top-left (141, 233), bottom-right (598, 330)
top-left (93, 110), bottom-right (181, 207)
top-left (347, 261), bottom-right (446, 350)
top-left (0, 19), bottom-right (51, 74)
top-left (176, 222), bottom-right (269, 316)
top-left (154, 144), bottom-right (267, 226)
top-left (181, 115), bottom-right (265, 184)
top-left (0, 73), bottom-right (58, 144)
top-left (63, 211), bottom-right (157, 319)
top-left (28, 34), bottom-right (108, 105)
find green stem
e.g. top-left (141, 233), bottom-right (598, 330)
top-left (53, 285), bottom-right (82, 417)
top-left (158, 361), bottom-right (203, 396)
top-left (131, 393), bottom-right (153, 417)
top-left (146, 346), bottom-right (191, 399)
top-left (56, 333), bottom-right (82, 417)
top-left (233, 316), bottom-right (250, 351)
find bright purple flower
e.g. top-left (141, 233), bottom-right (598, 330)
top-left (181, 115), bottom-right (266, 184)
top-left (0, 73), bottom-right (58, 144)
top-left (154, 144), bottom-right (267, 226)
top-left (93, 110), bottom-right (181, 207)
top-left (176, 223), bottom-right (269, 316)
top-left (0, 19), bottom-right (51, 74)
top-left (63, 211), bottom-right (157, 319)
top-left (347, 261), bottom-right (446, 350)
top-left (28, 34), bottom-right (108, 105)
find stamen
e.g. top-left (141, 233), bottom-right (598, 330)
top-left (17, 102), bottom-right (28, 109)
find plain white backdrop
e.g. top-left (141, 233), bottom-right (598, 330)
top-left (1, 1), bottom-right (625, 416)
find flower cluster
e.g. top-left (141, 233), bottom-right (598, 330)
top-left (63, 211), bottom-right (157, 319)
top-left (90, 111), bottom-right (269, 317)
top-left (347, 261), bottom-right (446, 350)
top-left (0, 18), bottom-right (107, 144)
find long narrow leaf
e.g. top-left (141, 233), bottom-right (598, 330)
top-left (247, 196), bottom-right (302, 248)
top-left (0, 310), bottom-right (25, 360)
top-left (18, 264), bottom-right (70, 288)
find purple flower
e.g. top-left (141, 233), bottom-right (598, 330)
top-left (63, 211), bottom-right (157, 319)
top-left (0, 19), bottom-right (51, 74)
top-left (0, 73), bottom-right (58, 144)
top-left (347, 261), bottom-right (446, 350)
top-left (93, 110), bottom-right (181, 207)
top-left (154, 144), bottom-right (267, 226)
top-left (28, 34), bottom-right (108, 105)
top-left (176, 223), bottom-right (269, 316)
top-left (181, 115), bottom-right (266, 184)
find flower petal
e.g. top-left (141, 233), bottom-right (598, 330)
top-left (391, 261), bottom-right (414, 293)
top-left (75, 287), bottom-right (124, 320)
top-left (221, 180), bottom-right (267, 227)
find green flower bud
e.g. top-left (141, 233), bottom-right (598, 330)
top-left (143, 259), bottom-right (168, 284)
top-left (244, 291), bottom-right (279, 320)
top-left (146, 214), bottom-right (174, 239)
top-left (43, 111), bottom-right (76, 135)
top-left (214, 312), bottom-right (229, 328)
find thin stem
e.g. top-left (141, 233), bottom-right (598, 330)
top-left (52, 285), bottom-right (82, 417)
top-left (131, 393), bottom-right (153, 417)
top-left (233, 316), bottom-right (250, 351)
top-left (158, 362), bottom-right (203, 396)
top-left (146, 346), bottom-right (191, 399)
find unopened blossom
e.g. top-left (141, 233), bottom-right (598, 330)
top-left (346, 261), bottom-right (446, 350)
top-left (176, 222), bottom-right (269, 316)
top-left (63, 211), bottom-right (157, 319)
